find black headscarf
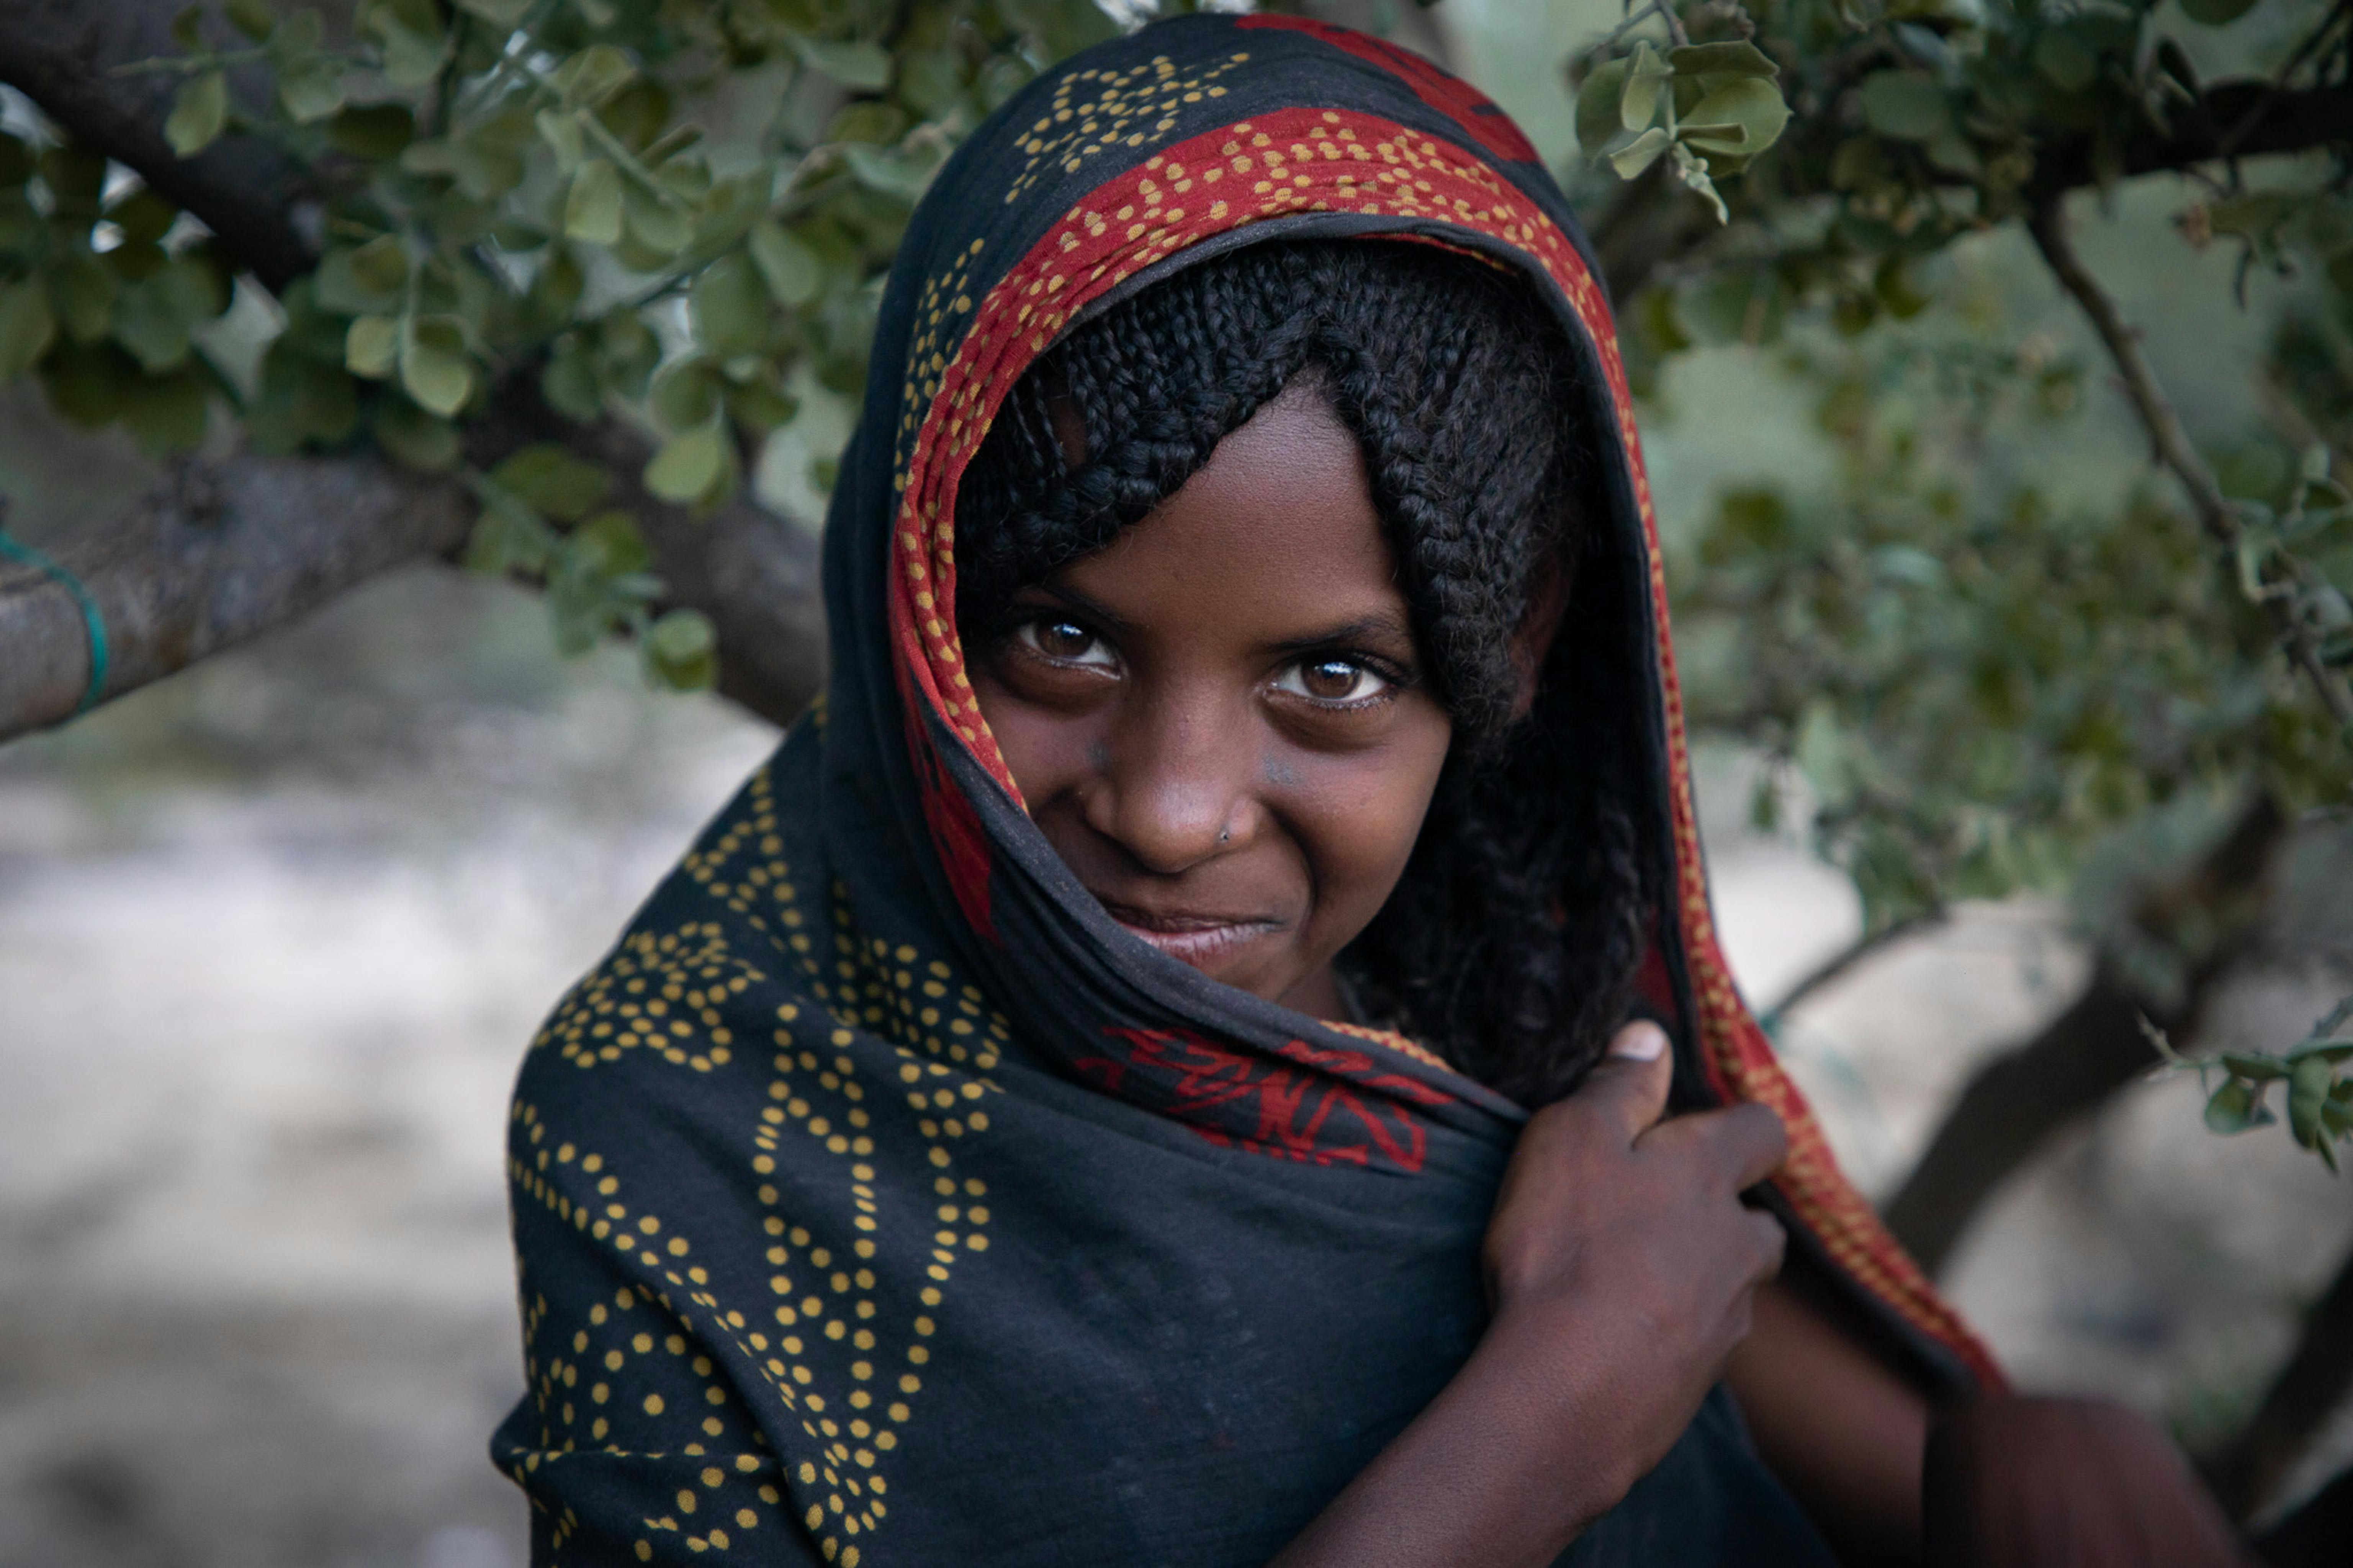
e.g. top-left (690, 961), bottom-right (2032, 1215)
top-left (494, 16), bottom-right (1995, 1565)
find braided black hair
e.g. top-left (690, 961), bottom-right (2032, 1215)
top-left (954, 239), bottom-right (1654, 1105)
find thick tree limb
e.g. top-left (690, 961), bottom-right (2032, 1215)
top-left (0, 0), bottom-right (316, 293)
top-left (2028, 79), bottom-right (2353, 204)
top-left (0, 0), bottom-right (825, 741)
top-left (1882, 793), bottom-right (2286, 1275)
top-left (0, 451), bottom-right (472, 733)
top-left (2204, 1241), bottom-right (2353, 1522)
top-left (0, 420), bottom-right (825, 743)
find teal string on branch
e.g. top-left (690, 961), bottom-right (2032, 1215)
top-left (0, 511), bottom-right (111, 719)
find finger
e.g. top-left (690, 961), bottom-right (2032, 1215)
top-left (1574, 1020), bottom-right (1674, 1144)
top-left (1742, 1209), bottom-right (1787, 1284)
top-left (1656, 1100), bottom-right (1789, 1191)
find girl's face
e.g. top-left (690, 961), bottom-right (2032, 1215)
top-left (970, 382), bottom-right (1455, 1019)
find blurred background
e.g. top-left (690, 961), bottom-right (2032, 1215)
top-left (3, 0), bottom-right (2351, 1564)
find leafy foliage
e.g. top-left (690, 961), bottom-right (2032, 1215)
top-left (3, 0), bottom-right (1121, 688)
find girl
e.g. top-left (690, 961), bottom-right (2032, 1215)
top-left (496, 15), bottom-right (2241, 1564)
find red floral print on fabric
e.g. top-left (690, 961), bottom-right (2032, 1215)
top-left (1076, 1025), bottom-right (1454, 1174)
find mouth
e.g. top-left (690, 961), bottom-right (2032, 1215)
top-left (1098, 900), bottom-right (1281, 971)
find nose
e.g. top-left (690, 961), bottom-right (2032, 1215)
top-left (1080, 692), bottom-right (1256, 875)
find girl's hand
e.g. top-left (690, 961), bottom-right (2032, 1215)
top-left (1270, 1019), bottom-right (1791, 1568)
top-left (1925, 1394), bottom-right (2249, 1568)
top-left (1480, 1019), bottom-right (1791, 1507)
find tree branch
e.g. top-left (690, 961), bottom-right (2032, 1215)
top-left (2203, 1240), bottom-right (2353, 1522)
top-left (2024, 79), bottom-right (2353, 205)
top-left (0, 414), bottom-right (825, 744)
top-left (2028, 196), bottom-right (2353, 728)
top-left (0, 450), bottom-right (471, 735)
top-left (0, 0), bottom-right (825, 741)
top-left (1882, 792), bottom-right (2286, 1275)
top-left (1757, 907), bottom-right (1948, 1033)
top-left (0, 0), bottom-right (316, 293)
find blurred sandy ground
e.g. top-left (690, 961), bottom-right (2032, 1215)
top-left (4, 550), bottom-right (2349, 1566)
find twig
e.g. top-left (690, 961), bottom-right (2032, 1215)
top-left (2214, 0), bottom-right (2353, 164)
top-left (1759, 907), bottom-right (1947, 1031)
top-left (2027, 196), bottom-right (2353, 728)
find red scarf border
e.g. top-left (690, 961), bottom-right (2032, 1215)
top-left (884, 90), bottom-right (2003, 1388)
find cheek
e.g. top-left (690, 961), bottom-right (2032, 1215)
top-left (971, 675), bottom-right (1093, 806)
top-left (1291, 713), bottom-right (1453, 932)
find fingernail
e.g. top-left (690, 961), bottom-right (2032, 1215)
top-left (1609, 1023), bottom-right (1667, 1062)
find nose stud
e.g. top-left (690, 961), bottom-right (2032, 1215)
top-left (1217, 827), bottom-right (1230, 845)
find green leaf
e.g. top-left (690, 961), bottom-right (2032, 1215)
top-left (326, 104), bottom-right (416, 159)
top-left (107, 188), bottom-right (180, 246)
top-left (749, 221), bottom-right (824, 308)
top-left (1859, 72), bottom-right (1951, 142)
top-left (226, 0), bottom-right (279, 42)
top-left (48, 252), bottom-right (120, 344)
top-left (644, 607), bottom-right (718, 690)
top-left (373, 396), bottom-right (461, 471)
top-left (345, 313), bottom-right (399, 377)
top-left (364, 0), bottom-right (448, 88)
top-left (171, 4), bottom-right (205, 52)
top-left (1669, 42), bottom-right (1779, 80)
top-left (553, 44), bottom-right (638, 109)
top-left (2220, 1051), bottom-right (2292, 1081)
top-left (692, 253), bottom-right (769, 360)
top-left (536, 109), bottom-right (586, 171)
top-left (117, 363), bottom-right (214, 456)
top-left (648, 358), bottom-right (720, 433)
top-left (622, 185), bottom-right (692, 256)
top-left (571, 508), bottom-right (653, 576)
top-left (0, 278), bottom-right (56, 381)
top-left (400, 317), bottom-right (475, 417)
top-left (2289, 1054), bottom-right (2334, 1149)
top-left (541, 333), bottom-right (602, 421)
top-left (348, 234), bottom-right (410, 298)
top-left (1577, 59), bottom-right (1630, 159)
top-left (1794, 698), bottom-right (1854, 809)
top-left (565, 159), bottom-right (625, 245)
top-left (165, 72), bottom-right (231, 159)
top-left (1621, 42), bottom-right (1671, 134)
top-left (280, 65), bottom-right (347, 124)
top-left (458, 0), bottom-right (535, 25)
top-left (2179, 0), bottom-right (2260, 23)
top-left (797, 38), bottom-right (894, 93)
top-left (643, 417), bottom-right (729, 505)
top-left (1679, 78), bottom-right (1791, 160)
top-left (2032, 31), bottom-right (2099, 94)
top-left (839, 142), bottom-right (940, 204)
top-left (1609, 127), bottom-right (1672, 181)
top-left (493, 443), bottom-right (610, 523)
top-left (2204, 1076), bottom-right (2266, 1135)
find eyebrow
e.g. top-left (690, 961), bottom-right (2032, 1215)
top-left (1021, 585), bottom-right (1417, 657)
top-left (1269, 610), bottom-right (1419, 656)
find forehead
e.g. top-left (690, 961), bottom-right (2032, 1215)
top-left (1053, 389), bottom-right (1411, 643)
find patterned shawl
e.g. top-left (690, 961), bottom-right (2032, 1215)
top-left (494, 15), bottom-right (1997, 1565)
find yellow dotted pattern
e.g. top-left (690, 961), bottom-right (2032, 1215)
top-left (508, 737), bottom-right (1032, 1560)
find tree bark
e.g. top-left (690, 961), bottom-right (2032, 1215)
top-left (2205, 1243), bottom-right (2353, 1522)
top-left (1, 450), bottom-right (469, 732)
top-left (0, 0), bottom-right (316, 293)
top-left (0, 416), bottom-right (825, 742)
top-left (1881, 794), bottom-right (2288, 1276)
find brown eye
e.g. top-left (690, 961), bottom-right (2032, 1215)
top-left (1016, 617), bottom-right (1116, 670)
top-left (1276, 657), bottom-right (1390, 704)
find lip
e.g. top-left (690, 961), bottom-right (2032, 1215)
top-left (1099, 899), bottom-right (1281, 971)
